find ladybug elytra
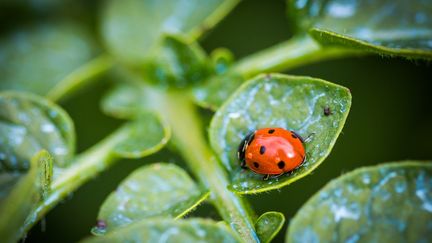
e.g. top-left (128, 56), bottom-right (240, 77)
top-left (237, 128), bottom-right (306, 180)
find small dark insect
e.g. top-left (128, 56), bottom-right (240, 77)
top-left (324, 106), bottom-right (332, 116)
top-left (96, 219), bottom-right (107, 229)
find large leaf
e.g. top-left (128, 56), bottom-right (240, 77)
top-left (255, 211), bottom-right (285, 243)
top-left (0, 22), bottom-right (97, 94)
top-left (101, 0), bottom-right (240, 64)
top-left (112, 113), bottom-right (170, 158)
top-left (0, 91), bottom-right (75, 171)
top-left (144, 34), bottom-right (211, 88)
top-left (209, 73), bottom-right (351, 193)
top-left (286, 161), bottom-right (432, 243)
top-left (83, 218), bottom-right (241, 243)
top-left (0, 150), bottom-right (53, 243)
top-left (93, 163), bottom-right (208, 234)
top-left (289, 0), bottom-right (432, 59)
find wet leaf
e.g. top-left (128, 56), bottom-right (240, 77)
top-left (0, 91), bottom-right (75, 171)
top-left (0, 22), bottom-right (97, 95)
top-left (290, 0), bottom-right (432, 59)
top-left (286, 161), bottom-right (432, 243)
top-left (101, 0), bottom-right (240, 64)
top-left (255, 211), bottom-right (285, 243)
top-left (209, 73), bottom-right (351, 194)
top-left (144, 35), bottom-right (211, 88)
top-left (113, 113), bottom-right (170, 159)
top-left (94, 163), bottom-right (208, 234)
top-left (0, 150), bottom-right (53, 243)
top-left (83, 218), bottom-right (241, 243)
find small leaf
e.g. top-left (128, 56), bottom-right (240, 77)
top-left (256, 211), bottom-right (285, 243)
top-left (94, 163), bottom-right (208, 233)
top-left (290, 0), bottom-right (432, 59)
top-left (101, 82), bottom-right (144, 119)
top-left (0, 91), bottom-right (75, 170)
top-left (209, 73), bottom-right (351, 194)
top-left (112, 113), bottom-right (170, 158)
top-left (83, 218), bottom-right (241, 243)
top-left (193, 72), bottom-right (245, 111)
top-left (0, 22), bottom-right (97, 94)
top-left (210, 48), bottom-right (235, 75)
top-left (286, 161), bottom-right (432, 243)
top-left (144, 34), bottom-right (211, 88)
top-left (101, 0), bottom-right (240, 64)
top-left (0, 150), bottom-right (53, 243)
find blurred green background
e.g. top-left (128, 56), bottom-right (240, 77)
top-left (1, 0), bottom-right (431, 242)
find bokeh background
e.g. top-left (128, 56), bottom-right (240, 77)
top-left (1, 0), bottom-right (431, 242)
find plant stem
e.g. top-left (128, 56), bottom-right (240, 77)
top-left (232, 35), bottom-right (362, 78)
top-left (151, 89), bottom-right (259, 243)
top-left (47, 54), bottom-right (115, 102)
top-left (22, 126), bottom-right (128, 233)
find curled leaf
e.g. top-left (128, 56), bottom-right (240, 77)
top-left (84, 218), bottom-right (241, 243)
top-left (0, 91), bottom-right (75, 170)
top-left (289, 0), bottom-right (432, 59)
top-left (94, 163), bottom-right (208, 233)
top-left (209, 74), bottom-right (351, 193)
top-left (287, 161), bottom-right (432, 243)
top-left (0, 150), bottom-right (53, 243)
top-left (256, 211), bottom-right (285, 243)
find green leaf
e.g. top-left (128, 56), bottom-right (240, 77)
top-left (101, 0), bottom-right (240, 64)
top-left (193, 72), bottom-right (245, 111)
top-left (83, 218), bottom-right (241, 243)
top-left (255, 211), bottom-right (285, 243)
top-left (209, 73), bottom-right (351, 194)
top-left (0, 150), bottom-right (53, 243)
top-left (290, 0), bottom-right (432, 59)
top-left (0, 22), bottom-right (97, 95)
top-left (93, 163), bottom-right (208, 234)
top-left (101, 82), bottom-right (144, 119)
top-left (144, 35), bottom-right (211, 88)
top-left (0, 91), bottom-right (75, 170)
top-left (112, 114), bottom-right (171, 159)
top-left (286, 161), bottom-right (432, 243)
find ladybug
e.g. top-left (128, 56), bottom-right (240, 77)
top-left (237, 128), bottom-right (306, 180)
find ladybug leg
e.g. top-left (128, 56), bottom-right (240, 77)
top-left (262, 174), bottom-right (270, 180)
top-left (304, 132), bottom-right (316, 143)
top-left (272, 172), bottom-right (285, 179)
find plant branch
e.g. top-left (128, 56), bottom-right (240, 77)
top-left (150, 89), bottom-right (259, 243)
top-left (47, 54), bottom-right (115, 102)
top-left (232, 35), bottom-right (363, 78)
top-left (22, 126), bottom-right (128, 234)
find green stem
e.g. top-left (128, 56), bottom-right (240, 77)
top-left (22, 126), bottom-right (128, 233)
top-left (232, 35), bottom-right (362, 78)
top-left (151, 89), bottom-right (259, 242)
top-left (47, 54), bottom-right (115, 102)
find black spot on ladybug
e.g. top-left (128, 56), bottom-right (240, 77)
top-left (277, 161), bottom-right (285, 169)
top-left (259, 146), bottom-right (266, 155)
top-left (324, 107), bottom-right (332, 116)
top-left (291, 132), bottom-right (298, 139)
top-left (268, 129), bottom-right (275, 134)
top-left (253, 162), bottom-right (260, 168)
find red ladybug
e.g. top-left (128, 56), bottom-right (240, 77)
top-left (237, 128), bottom-right (306, 180)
